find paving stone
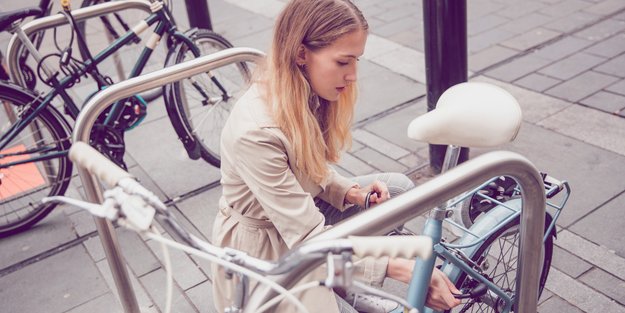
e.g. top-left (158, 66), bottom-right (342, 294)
top-left (388, 30), bottom-right (424, 51)
top-left (468, 14), bottom-right (509, 36)
top-left (353, 147), bottom-right (409, 173)
top-left (574, 18), bottom-right (625, 41)
top-left (579, 268), bottom-right (625, 306)
top-left (124, 117), bottom-right (221, 199)
top-left (398, 151), bottom-right (428, 170)
top-left (570, 192), bottom-right (625, 258)
top-left (175, 187), bottom-right (222, 241)
top-left (584, 33), bottom-right (625, 58)
top-left (486, 53), bottom-right (552, 82)
top-left (356, 60), bottom-right (426, 122)
top-left (546, 268), bottom-right (625, 313)
top-left (362, 100), bottom-right (428, 152)
top-left (583, 0), bottom-right (625, 15)
top-left (0, 209), bottom-right (74, 269)
top-left (468, 44), bottom-right (518, 72)
top-left (365, 42), bottom-right (428, 84)
top-left (372, 16), bottom-right (420, 38)
top-left (469, 28), bottom-right (517, 53)
top-left (67, 210), bottom-right (98, 237)
top-left (533, 36), bottom-right (595, 61)
top-left (538, 52), bottom-right (606, 80)
top-left (538, 295), bottom-right (584, 313)
top-left (139, 268), bottom-right (197, 313)
top-left (186, 280), bottom-right (218, 313)
top-left (65, 293), bottom-right (124, 313)
top-left (496, 1), bottom-right (546, 19)
top-left (500, 12), bottom-right (552, 34)
top-left (551, 245), bottom-right (593, 278)
top-left (514, 73), bottom-right (562, 92)
top-left (374, 6), bottom-right (417, 22)
top-left (545, 70), bottom-right (619, 102)
top-left (594, 53), bottom-right (625, 77)
top-left (467, 0), bottom-right (505, 21)
top-left (350, 139), bottom-right (365, 153)
top-left (83, 236), bottom-right (107, 262)
top-left (146, 234), bottom-right (208, 291)
top-left (606, 79), bottom-right (625, 95)
top-left (496, 122), bottom-right (625, 227)
top-left (556, 230), bottom-right (625, 281)
top-left (338, 153), bottom-right (376, 176)
top-left (500, 27), bottom-right (562, 51)
top-left (543, 11), bottom-right (600, 33)
top-left (116, 228), bottom-right (161, 277)
top-left (353, 129), bottom-right (411, 160)
top-left (0, 246), bottom-right (108, 313)
top-left (539, 0), bottom-right (593, 18)
top-left (580, 90), bottom-right (625, 113)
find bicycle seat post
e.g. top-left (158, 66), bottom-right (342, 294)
top-left (10, 23), bottom-right (56, 81)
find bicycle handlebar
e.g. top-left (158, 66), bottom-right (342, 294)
top-left (69, 142), bottom-right (133, 187)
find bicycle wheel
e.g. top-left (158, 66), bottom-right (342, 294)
top-left (446, 216), bottom-right (553, 313)
top-left (0, 83), bottom-right (73, 237)
top-left (170, 29), bottom-right (251, 167)
top-left (77, 0), bottom-right (166, 102)
top-left (459, 176), bottom-right (519, 228)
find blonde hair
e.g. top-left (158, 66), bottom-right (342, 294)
top-left (261, 0), bottom-right (368, 184)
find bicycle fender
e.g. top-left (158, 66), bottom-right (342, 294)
top-left (162, 28), bottom-right (202, 160)
top-left (443, 198), bottom-right (555, 283)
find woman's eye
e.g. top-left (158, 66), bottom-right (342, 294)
top-left (337, 61), bottom-right (349, 66)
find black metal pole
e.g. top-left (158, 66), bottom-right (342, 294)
top-left (185, 0), bottom-right (213, 30)
top-left (423, 0), bottom-right (469, 173)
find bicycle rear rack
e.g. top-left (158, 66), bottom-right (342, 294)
top-left (73, 47), bottom-right (265, 313)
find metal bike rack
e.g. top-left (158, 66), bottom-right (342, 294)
top-left (5, 0), bottom-right (153, 87)
top-left (72, 47), bottom-right (265, 313)
top-left (247, 151), bottom-right (547, 313)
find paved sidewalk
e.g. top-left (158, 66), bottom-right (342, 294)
top-left (1, 0), bottom-right (625, 312)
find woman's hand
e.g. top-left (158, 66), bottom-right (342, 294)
top-left (387, 259), bottom-right (461, 311)
top-left (345, 181), bottom-right (390, 208)
top-left (426, 267), bottom-right (462, 311)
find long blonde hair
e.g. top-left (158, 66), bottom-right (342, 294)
top-left (261, 0), bottom-right (368, 184)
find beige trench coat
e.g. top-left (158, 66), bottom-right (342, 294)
top-left (212, 84), bottom-right (389, 313)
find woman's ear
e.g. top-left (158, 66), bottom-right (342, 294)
top-left (296, 44), bottom-right (307, 66)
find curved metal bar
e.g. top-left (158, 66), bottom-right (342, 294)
top-left (72, 47), bottom-right (265, 313)
top-left (6, 0), bottom-right (153, 86)
top-left (246, 150), bottom-right (545, 313)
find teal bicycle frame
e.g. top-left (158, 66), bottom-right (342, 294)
top-left (400, 176), bottom-right (569, 313)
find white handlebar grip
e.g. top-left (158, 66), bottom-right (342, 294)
top-left (69, 142), bottom-right (133, 187)
top-left (349, 236), bottom-right (433, 260)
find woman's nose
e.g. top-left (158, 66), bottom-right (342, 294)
top-left (345, 70), bottom-right (357, 83)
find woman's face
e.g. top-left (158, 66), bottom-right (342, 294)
top-left (301, 29), bottom-right (367, 102)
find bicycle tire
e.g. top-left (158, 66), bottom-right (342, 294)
top-left (170, 29), bottom-right (251, 167)
top-left (0, 83), bottom-right (73, 237)
top-left (444, 216), bottom-right (553, 313)
top-left (77, 0), bottom-right (165, 103)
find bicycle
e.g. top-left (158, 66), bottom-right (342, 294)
top-left (48, 82), bottom-right (569, 313)
top-left (0, 0), bottom-right (251, 237)
top-left (1, 0), bottom-right (160, 99)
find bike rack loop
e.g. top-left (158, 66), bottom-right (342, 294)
top-left (6, 0), bottom-right (153, 87)
top-left (72, 47), bottom-right (265, 313)
top-left (247, 151), bottom-right (547, 313)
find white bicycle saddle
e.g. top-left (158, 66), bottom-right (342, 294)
top-left (407, 82), bottom-right (522, 148)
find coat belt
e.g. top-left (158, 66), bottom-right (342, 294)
top-left (221, 206), bottom-right (274, 228)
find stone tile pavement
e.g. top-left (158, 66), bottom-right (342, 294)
top-left (1, 0), bottom-right (625, 312)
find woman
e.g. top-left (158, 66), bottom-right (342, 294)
top-left (212, 0), bottom-right (461, 312)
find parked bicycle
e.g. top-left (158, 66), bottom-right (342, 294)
top-left (0, 0), bottom-right (251, 237)
top-left (48, 82), bottom-right (569, 313)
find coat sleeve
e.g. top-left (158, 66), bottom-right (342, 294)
top-left (316, 166), bottom-right (358, 212)
top-left (233, 129), bottom-right (326, 248)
